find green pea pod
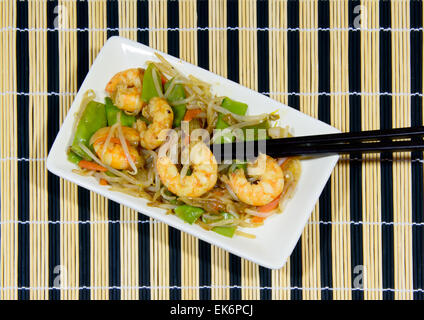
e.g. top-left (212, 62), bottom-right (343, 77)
top-left (141, 63), bottom-right (162, 103)
top-left (242, 120), bottom-right (270, 141)
top-left (221, 97), bottom-right (248, 116)
top-left (105, 97), bottom-right (136, 127)
top-left (215, 114), bottom-right (234, 144)
top-left (212, 226), bottom-right (236, 238)
top-left (199, 212), bottom-right (237, 237)
top-left (215, 97), bottom-right (248, 144)
top-left (174, 205), bottom-right (204, 225)
top-left (164, 78), bottom-right (186, 127)
top-left (215, 113), bottom-right (229, 130)
top-left (211, 212), bottom-right (237, 238)
top-left (67, 149), bottom-right (82, 164)
top-left (215, 118), bottom-right (270, 144)
top-left (71, 100), bottom-right (107, 160)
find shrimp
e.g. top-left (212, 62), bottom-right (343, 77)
top-left (136, 97), bottom-right (173, 150)
top-left (105, 68), bottom-right (145, 114)
top-left (228, 154), bottom-right (284, 206)
top-left (90, 126), bottom-right (144, 170)
top-left (156, 141), bottom-right (218, 197)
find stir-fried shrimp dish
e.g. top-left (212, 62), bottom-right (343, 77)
top-left (67, 54), bottom-right (302, 239)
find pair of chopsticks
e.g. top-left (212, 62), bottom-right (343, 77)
top-left (212, 126), bottom-right (424, 161)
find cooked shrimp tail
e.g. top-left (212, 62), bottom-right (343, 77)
top-left (105, 68), bottom-right (145, 114)
top-left (156, 141), bottom-right (218, 197)
top-left (228, 154), bottom-right (284, 206)
top-left (90, 126), bottom-right (144, 171)
top-left (136, 97), bottom-right (174, 150)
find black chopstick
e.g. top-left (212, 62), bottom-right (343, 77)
top-left (211, 126), bottom-right (424, 161)
top-left (264, 125), bottom-right (424, 145)
top-left (263, 139), bottom-right (424, 158)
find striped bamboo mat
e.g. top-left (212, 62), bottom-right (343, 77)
top-left (1, 0), bottom-right (423, 300)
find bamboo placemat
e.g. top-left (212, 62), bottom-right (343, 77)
top-left (1, 0), bottom-right (423, 300)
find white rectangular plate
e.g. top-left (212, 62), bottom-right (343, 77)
top-left (47, 36), bottom-right (339, 269)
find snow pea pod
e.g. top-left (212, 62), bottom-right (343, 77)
top-left (212, 225), bottom-right (236, 238)
top-left (242, 120), bottom-right (270, 141)
top-left (174, 204), bottom-right (204, 225)
top-left (210, 212), bottom-right (237, 238)
top-left (105, 97), bottom-right (136, 127)
top-left (67, 149), bottom-right (82, 164)
top-left (221, 97), bottom-right (248, 115)
top-left (217, 98), bottom-right (248, 128)
top-left (215, 97), bottom-right (249, 144)
top-left (141, 63), bottom-right (162, 103)
top-left (215, 114), bottom-right (234, 144)
top-left (71, 100), bottom-right (107, 160)
top-left (164, 78), bottom-right (187, 127)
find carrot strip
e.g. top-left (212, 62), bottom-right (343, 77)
top-left (183, 108), bottom-right (202, 121)
top-left (257, 195), bottom-right (281, 213)
top-left (99, 178), bottom-right (109, 185)
top-left (78, 160), bottom-right (108, 172)
top-left (251, 216), bottom-right (265, 223)
top-left (161, 74), bottom-right (167, 86)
